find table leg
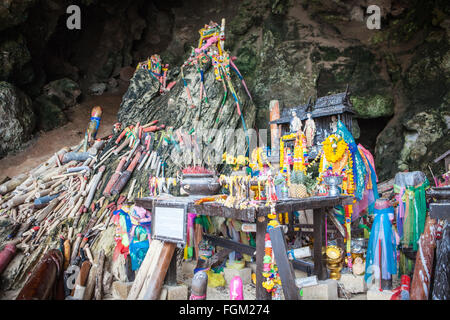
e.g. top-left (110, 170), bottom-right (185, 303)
top-left (164, 248), bottom-right (178, 286)
top-left (313, 208), bottom-right (327, 280)
top-left (287, 210), bottom-right (295, 240)
top-left (256, 217), bottom-right (271, 300)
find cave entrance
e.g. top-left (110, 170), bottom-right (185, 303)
top-left (355, 116), bottom-right (391, 156)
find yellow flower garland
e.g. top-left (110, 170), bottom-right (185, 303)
top-left (323, 134), bottom-right (347, 163)
top-left (279, 133), bottom-right (297, 173)
top-left (318, 135), bottom-right (355, 196)
top-left (293, 133), bottom-right (306, 172)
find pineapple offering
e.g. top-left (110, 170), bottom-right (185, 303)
top-left (289, 170), bottom-right (315, 198)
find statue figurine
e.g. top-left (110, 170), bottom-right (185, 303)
top-left (304, 112), bottom-right (316, 147)
top-left (330, 115), bottom-right (338, 133)
top-left (290, 110), bottom-right (302, 133)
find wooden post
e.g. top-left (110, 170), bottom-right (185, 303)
top-left (164, 249), bottom-right (178, 286)
top-left (141, 242), bottom-right (176, 300)
top-left (83, 259), bottom-right (97, 300)
top-left (128, 240), bottom-right (163, 300)
top-left (313, 208), bottom-right (327, 280)
top-left (269, 100), bottom-right (280, 158)
top-left (94, 249), bottom-right (105, 300)
top-left (410, 216), bottom-right (437, 300)
top-left (256, 216), bottom-right (271, 300)
top-left (268, 226), bottom-right (300, 300)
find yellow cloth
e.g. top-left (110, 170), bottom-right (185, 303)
top-left (207, 270), bottom-right (226, 288)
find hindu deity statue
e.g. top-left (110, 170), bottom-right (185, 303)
top-left (290, 110), bottom-right (302, 133)
top-left (304, 112), bottom-right (316, 147)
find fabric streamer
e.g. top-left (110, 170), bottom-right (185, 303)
top-left (353, 144), bottom-right (379, 218)
top-left (393, 178), bottom-right (429, 251)
top-left (336, 121), bottom-right (366, 201)
top-left (365, 206), bottom-right (397, 283)
top-left (112, 205), bottom-right (151, 270)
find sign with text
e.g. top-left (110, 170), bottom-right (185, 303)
top-left (151, 203), bottom-right (187, 245)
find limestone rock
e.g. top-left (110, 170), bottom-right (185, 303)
top-left (0, 0), bottom-right (36, 31)
top-left (42, 78), bottom-right (81, 110)
top-left (0, 82), bottom-right (35, 157)
top-left (33, 95), bottom-right (67, 132)
top-left (89, 83), bottom-right (107, 96)
top-left (119, 67), bottom-right (135, 82)
top-left (0, 33), bottom-right (33, 85)
top-left (108, 78), bottom-right (118, 89)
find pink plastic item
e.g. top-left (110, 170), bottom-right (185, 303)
top-left (229, 276), bottom-right (243, 300)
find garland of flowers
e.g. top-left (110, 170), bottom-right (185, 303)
top-left (293, 133), bottom-right (307, 172)
top-left (262, 205), bottom-right (282, 299)
top-left (279, 133), bottom-right (296, 173)
top-left (306, 149), bottom-right (322, 170)
top-left (317, 134), bottom-right (357, 269)
top-left (345, 204), bottom-right (354, 270)
top-left (323, 134), bottom-right (347, 163)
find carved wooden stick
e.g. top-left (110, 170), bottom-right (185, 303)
top-left (83, 253), bottom-right (97, 300)
top-left (70, 234), bottom-right (83, 264)
top-left (84, 245), bottom-right (95, 265)
top-left (94, 249), bottom-right (105, 300)
top-left (83, 166), bottom-right (105, 212)
top-left (111, 150), bottom-right (141, 195)
top-left (103, 158), bottom-right (126, 197)
top-left (0, 173), bottom-right (27, 195)
top-left (16, 249), bottom-right (63, 300)
top-left (63, 239), bottom-right (71, 270)
top-left (71, 260), bottom-right (92, 299)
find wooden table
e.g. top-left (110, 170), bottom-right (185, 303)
top-left (135, 195), bottom-right (353, 300)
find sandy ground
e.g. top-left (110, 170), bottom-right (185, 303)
top-left (0, 84), bottom-right (127, 178)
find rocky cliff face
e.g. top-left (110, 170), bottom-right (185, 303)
top-left (0, 82), bottom-right (35, 158)
top-left (0, 0), bottom-right (449, 180)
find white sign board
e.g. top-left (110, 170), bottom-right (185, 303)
top-left (152, 204), bottom-right (187, 244)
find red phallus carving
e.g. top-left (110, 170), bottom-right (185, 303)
top-left (16, 249), bottom-right (63, 300)
top-left (143, 125), bottom-right (166, 133)
top-left (182, 166), bottom-right (214, 174)
top-left (0, 243), bottom-right (17, 275)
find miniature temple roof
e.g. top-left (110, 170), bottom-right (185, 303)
top-left (270, 91), bottom-right (354, 124)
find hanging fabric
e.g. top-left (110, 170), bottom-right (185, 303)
top-left (365, 204), bottom-right (397, 283)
